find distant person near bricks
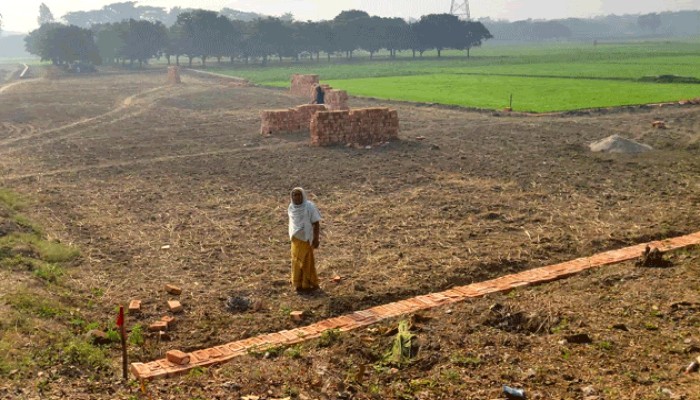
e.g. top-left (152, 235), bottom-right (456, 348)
top-left (288, 187), bottom-right (321, 292)
top-left (312, 85), bottom-right (325, 105)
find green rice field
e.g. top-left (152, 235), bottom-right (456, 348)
top-left (211, 40), bottom-right (700, 112)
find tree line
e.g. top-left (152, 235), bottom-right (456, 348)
top-left (24, 9), bottom-right (492, 67)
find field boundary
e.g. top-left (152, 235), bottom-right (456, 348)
top-left (130, 230), bottom-right (700, 381)
top-left (183, 68), bottom-right (250, 84)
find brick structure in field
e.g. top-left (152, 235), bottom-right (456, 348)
top-left (260, 105), bottom-right (327, 135)
top-left (261, 74), bottom-right (398, 145)
top-left (167, 66), bottom-right (181, 84)
top-left (289, 75), bottom-right (348, 110)
top-left (290, 74), bottom-right (319, 97)
top-left (261, 105), bottom-right (398, 146)
top-left (325, 89), bottom-right (349, 111)
top-left (311, 107), bottom-right (399, 146)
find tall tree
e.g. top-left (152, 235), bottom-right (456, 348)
top-left (384, 18), bottom-right (411, 58)
top-left (462, 21), bottom-right (493, 58)
top-left (93, 22), bottom-right (126, 65)
top-left (357, 16), bottom-right (385, 60)
top-left (119, 19), bottom-right (167, 67)
top-left (333, 10), bottom-right (369, 59)
top-left (316, 21), bottom-right (337, 62)
top-left (415, 14), bottom-right (465, 57)
top-left (173, 10), bottom-right (222, 67)
top-left (25, 23), bottom-right (99, 65)
top-left (638, 13), bottom-right (662, 33)
top-left (38, 3), bottom-right (55, 26)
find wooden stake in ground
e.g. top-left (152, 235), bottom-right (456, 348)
top-left (116, 306), bottom-right (128, 380)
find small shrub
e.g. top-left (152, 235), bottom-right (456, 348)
top-left (34, 263), bottom-right (64, 283)
top-left (285, 345), bottom-right (303, 359)
top-left (6, 291), bottom-right (63, 318)
top-left (30, 236), bottom-right (80, 263)
top-left (85, 322), bottom-right (100, 331)
top-left (11, 214), bottom-right (43, 235)
top-left (187, 366), bottom-right (205, 379)
top-left (318, 329), bottom-right (341, 348)
top-left (129, 324), bottom-right (145, 346)
top-left (105, 329), bottom-right (121, 343)
top-left (596, 341), bottom-right (614, 351)
top-left (450, 354), bottom-right (482, 367)
top-left (0, 189), bottom-right (27, 211)
top-left (61, 339), bottom-right (109, 370)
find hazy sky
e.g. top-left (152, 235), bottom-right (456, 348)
top-left (2, 0), bottom-right (699, 33)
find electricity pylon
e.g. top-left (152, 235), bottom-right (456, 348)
top-left (450, 0), bottom-right (471, 20)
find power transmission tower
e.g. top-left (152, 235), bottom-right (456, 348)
top-left (450, 0), bottom-right (471, 20)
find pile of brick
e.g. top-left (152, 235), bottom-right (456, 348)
top-left (167, 66), bottom-right (181, 84)
top-left (290, 74), bottom-right (319, 97)
top-left (260, 104), bottom-right (327, 136)
top-left (325, 89), bottom-right (349, 111)
top-left (127, 284), bottom-right (184, 340)
top-left (310, 107), bottom-right (399, 147)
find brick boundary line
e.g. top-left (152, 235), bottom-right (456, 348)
top-left (130, 231), bottom-right (700, 380)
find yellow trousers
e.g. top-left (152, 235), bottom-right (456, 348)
top-left (291, 237), bottom-right (319, 290)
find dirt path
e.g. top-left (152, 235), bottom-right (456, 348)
top-left (1, 141), bottom-right (303, 180)
top-left (0, 78), bottom-right (40, 95)
top-left (0, 85), bottom-right (171, 150)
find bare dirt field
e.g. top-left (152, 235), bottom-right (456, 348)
top-left (0, 68), bottom-right (699, 399)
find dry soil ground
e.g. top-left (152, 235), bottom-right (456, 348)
top-left (0, 66), bottom-right (698, 399)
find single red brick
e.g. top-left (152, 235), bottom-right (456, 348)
top-left (128, 300), bottom-right (141, 313)
top-left (160, 316), bottom-right (176, 329)
top-left (168, 300), bottom-right (183, 313)
top-left (290, 311), bottom-right (305, 322)
top-left (148, 321), bottom-right (167, 332)
top-left (166, 350), bottom-right (190, 365)
top-left (165, 284), bottom-right (182, 295)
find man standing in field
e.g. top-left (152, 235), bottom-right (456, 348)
top-left (288, 187), bottom-right (321, 292)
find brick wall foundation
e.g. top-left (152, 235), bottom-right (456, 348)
top-left (311, 108), bottom-right (399, 147)
top-left (167, 66), bottom-right (181, 84)
top-left (290, 74), bottom-right (319, 97)
top-left (325, 89), bottom-right (349, 111)
top-left (260, 104), bottom-right (327, 135)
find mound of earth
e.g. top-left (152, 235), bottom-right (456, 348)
top-left (589, 134), bottom-right (653, 153)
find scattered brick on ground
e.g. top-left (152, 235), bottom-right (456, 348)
top-left (168, 300), bottom-right (183, 313)
top-left (161, 316), bottom-right (176, 329)
top-left (128, 300), bottom-right (141, 313)
top-left (165, 284), bottom-right (182, 295)
top-left (148, 321), bottom-right (168, 332)
top-left (652, 120), bottom-right (667, 129)
top-left (290, 311), bottom-right (305, 322)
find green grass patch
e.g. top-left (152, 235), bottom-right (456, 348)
top-left (11, 214), bottom-right (44, 235)
top-left (33, 262), bottom-right (64, 283)
top-left (210, 41), bottom-right (700, 112)
top-left (325, 74), bottom-right (700, 112)
top-left (0, 189), bottom-right (27, 211)
top-left (59, 338), bottom-right (110, 370)
top-left (5, 290), bottom-right (65, 318)
top-left (0, 233), bottom-right (79, 263)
